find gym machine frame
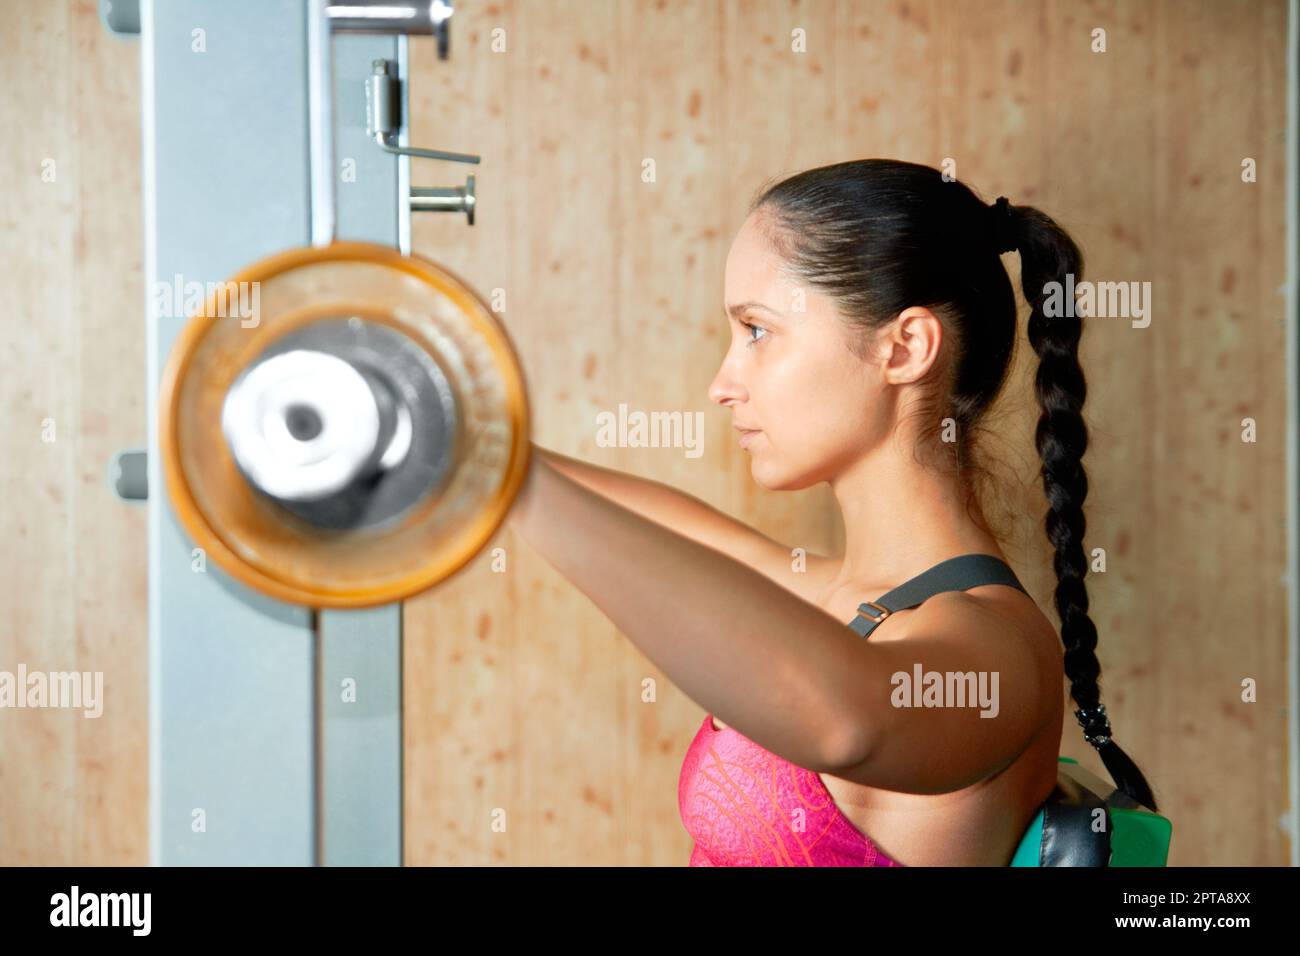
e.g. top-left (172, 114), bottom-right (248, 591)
top-left (103, 0), bottom-right (506, 866)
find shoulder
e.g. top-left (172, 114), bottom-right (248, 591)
top-left (832, 584), bottom-right (1063, 789)
top-left (910, 584), bottom-right (1054, 642)
top-left (903, 587), bottom-right (1064, 689)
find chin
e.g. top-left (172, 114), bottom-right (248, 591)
top-left (749, 456), bottom-right (822, 492)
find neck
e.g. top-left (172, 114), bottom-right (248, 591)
top-left (827, 439), bottom-right (1003, 591)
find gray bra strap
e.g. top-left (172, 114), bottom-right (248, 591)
top-left (847, 553), bottom-right (1027, 638)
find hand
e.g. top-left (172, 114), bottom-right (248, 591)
top-left (506, 441), bottom-right (542, 532)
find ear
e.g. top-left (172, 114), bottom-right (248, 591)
top-left (878, 306), bottom-right (944, 386)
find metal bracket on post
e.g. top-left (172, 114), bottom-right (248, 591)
top-left (328, 0), bottom-right (453, 53)
top-left (366, 58), bottom-right (478, 224)
top-left (99, 0), bottom-right (141, 37)
top-left (109, 449), bottom-right (148, 502)
top-left (312, 1), bottom-right (477, 243)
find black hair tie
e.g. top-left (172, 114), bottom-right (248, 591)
top-left (1075, 704), bottom-right (1112, 749)
top-left (989, 196), bottom-right (1018, 255)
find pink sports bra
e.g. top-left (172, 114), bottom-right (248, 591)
top-left (677, 712), bottom-right (905, 866)
top-left (676, 552), bottom-right (1028, 867)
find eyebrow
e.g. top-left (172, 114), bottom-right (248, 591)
top-left (725, 300), bottom-right (780, 319)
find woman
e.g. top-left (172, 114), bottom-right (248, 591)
top-left (506, 158), bottom-right (1157, 866)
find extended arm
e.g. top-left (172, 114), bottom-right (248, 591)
top-left (507, 453), bottom-right (1049, 793)
top-left (508, 451), bottom-right (862, 772)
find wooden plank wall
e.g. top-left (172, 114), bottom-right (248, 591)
top-left (0, 0), bottom-right (1288, 867)
top-left (0, 0), bottom-right (148, 864)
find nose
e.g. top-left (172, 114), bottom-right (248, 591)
top-left (707, 354), bottom-right (746, 407)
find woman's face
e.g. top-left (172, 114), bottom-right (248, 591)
top-left (708, 211), bottom-right (899, 490)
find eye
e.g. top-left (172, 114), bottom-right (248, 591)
top-left (740, 320), bottom-right (769, 347)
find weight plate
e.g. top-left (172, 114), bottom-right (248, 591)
top-left (158, 241), bottom-right (531, 608)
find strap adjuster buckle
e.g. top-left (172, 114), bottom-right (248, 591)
top-left (859, 600), bottom-right (891, 623)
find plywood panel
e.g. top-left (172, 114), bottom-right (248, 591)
top-left (401, 0), bottom-right (1291, 867)
top-left (0, 0), bottom-right (148, 865)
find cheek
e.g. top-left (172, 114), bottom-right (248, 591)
top-left (764, 354), bottom-right (870, 451)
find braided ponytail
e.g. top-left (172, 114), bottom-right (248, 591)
top-left (1003, 200), bottom-right (1158, 812)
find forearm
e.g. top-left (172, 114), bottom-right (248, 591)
top-left (535, 445), bottom-right (712, 535)
top-left (508, 453), bottom-right (867, 772)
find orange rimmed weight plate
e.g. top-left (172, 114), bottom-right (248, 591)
top-left (158, 240), bottom-right (531, 609)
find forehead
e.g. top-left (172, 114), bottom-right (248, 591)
top-left (724, 212), bottom-right (794, 306)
